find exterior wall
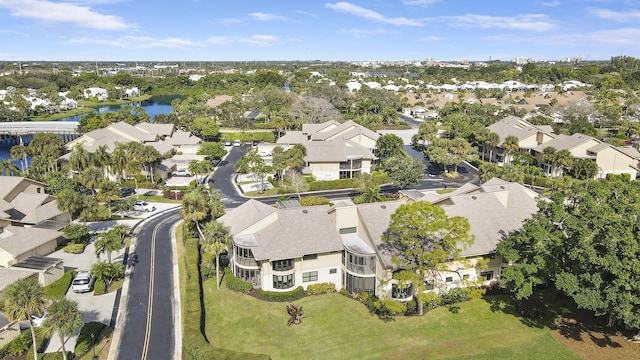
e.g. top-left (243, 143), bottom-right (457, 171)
top-left (518, 134), bottom-right (541, 149)
top-left (4, 179), bottom-right (45, 202)
top-left (0, 250), bottom-right (13, 268)
top-left (259, 252), bottom-right (342, 292)
top-left (595, 148), bottom-right (638, 179)
top-left (309, 162), bottom-right (340, 181)
top-left (176, 144), bottom-right (200, 155)
top-left (39, 262), bottom-right (64, 286)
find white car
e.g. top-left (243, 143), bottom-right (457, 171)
top-left (133, 200), bottom-right (156, 212)
top-left (20, 312), bottom-right (47, 330)
top-left (171, 169), bottom-right (191, 177)
top-left (233, 139), bottom-right (242, 147)
top-left (258, 150), bottom-right (271, 157)
top-left (71, 271), bottom-right (95, 293)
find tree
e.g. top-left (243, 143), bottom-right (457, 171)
top-left (502, 135), bottom-right (520, 165)
top-left (0, 158), bottom-right (20, 176)
top-left (113, 197), bottom-right (135, 218)
top-left (10, 143), bottom-right (29, 174)
top-left (181, 191), bottom-right (209, 241)
top-left (485, 132), bottom-right (500, 163)
top-left (92, 261), bottom-right (125, 291)
top-left (94, 230), bottom-right (122, 263)
top-left (57, 188), bottom-right (82, 223)
top-left (198, 141), bottom-right (227, 165)
top-left (202, 220), bottom-right (231, 289)
top-left (382, 155), bottom-right (425, 189)
top-left (42, 298), bottom-right (83, 360)
top-left (63, 223), bottom-right (90, 245)
top-left (376, 133), bottom-right (405, 162)
top-left (383, 201), bottom-right (473, 315)
top-left (97, 179), bottom-right (120, 217)
top-left (2, 278), bottom-right (47, 360)
top-left (498, 181), bottom-right (640, 336)
top-left (571, 159), bottom-right (599, 180)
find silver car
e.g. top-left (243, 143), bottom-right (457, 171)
top-left (71, 271), bottom-right (95, 293)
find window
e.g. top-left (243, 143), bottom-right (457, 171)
top-left (273, 274), bottom-right (294, 289)
top-left (344, 273), bottom-right (375, 295)
top-left (339, 227), bottom-right (357, 234)
top-left (329, 268), bottom-right (337, 274)
top-left (235, 247), bottom-right (254, 259)
top-left (303, 271), bottom-right (318, 282)
top-left (303, 254), bottom-right (317, 261)
top-left (480, 271), bottom-right (494, 281)
top-left (445, 276), bottom-right (453, 283)
top-left (272, 259), bottom-right (293, 271)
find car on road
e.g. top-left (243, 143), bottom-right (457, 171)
top-left (133, 200), bottom-right (156, 212)
top-left (119, 187), bottom-right (136, 198)
top-left (171, 169), bottom-right (191, 177)
top-left (233, 139), bottom-right (242, 147)
top-left (71, 271), bottom-right (95, 293)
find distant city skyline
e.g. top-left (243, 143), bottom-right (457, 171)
top-left (0, 0), bottom-right (639, 62)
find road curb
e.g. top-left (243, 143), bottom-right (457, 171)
top-left (170, 220), bottom-right (183, 360)
top-left (107, 205), bottom-right (182, 360)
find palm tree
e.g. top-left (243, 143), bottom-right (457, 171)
top-left (125, 160), bottom-right (142, 200)
top-left (203, 220), bottom-right (231, 289)
top-left (94, 230), bottom-right (122, 263)
top-left (542, 147), bottom-right (558, 177)
top-left (111, 142), bottom-right (128, 181)
top-left (92, 145), bottom-right (111, 178)
top-left (79, 166), bottom-right (103, 193)
top-left (56, 188), bottom-right (82, 223)
top-left (0, 158), bottom-right (20, 175)
top-left (97, 179), bottom-right (120, 218)
top-left (554, 149), bottom-right (574, 177)
top-left (92, 261), bottom-right (124, 292)
top-left (181, 191), bottom-right (209, 241)
top-left (10, 143), bottom-right (29, 174)
top-left (485, 132), bottom-right (500, 163)
top-left (42, 298), bottom-right (83, 360)
top-left (2, 278), bottom-right (47, 360)
top-left (502, 135), bottom-right (520, 165)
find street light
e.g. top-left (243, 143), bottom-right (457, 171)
top-left (91, 332), bottom-right (97, 360)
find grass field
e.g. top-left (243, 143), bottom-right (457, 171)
top-left (202, 280), bottom-right (580, 360)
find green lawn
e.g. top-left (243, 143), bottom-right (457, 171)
top-left (202, 282), bottom-right (581, 360)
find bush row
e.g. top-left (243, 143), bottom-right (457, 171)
top-left (305, 283), bottom-right (337, 295)
top-left (256, 286), bottom-right (305, 302)
top-left (44, 270), bottom-right (76, 299)
top-left (220, 131), bottom-right (275, 143)
top-left (93, 277), bottom-right (106, 296)
top-left (63, 243), bottom-right (86, 254)
top-left (308, 178), bottom-right (354, 191)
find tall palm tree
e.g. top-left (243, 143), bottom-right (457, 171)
top-left (0, 159), bottom-right (20, 175)
top-left (181, 191), bottom-right (209, 241)
top-left (92, 145), bottom-right (112, 178)
top-left (542, 147), bottom-right (558, 177)
top-left (111, 142), bottom-right (128, 181)
top-left (94, 230), bottom-right (121, 263)
top-left (485, 132), bottom-right (500, 163)
top-left (2, 278), bottom-right (47, 360)
top-left (56, 188), bottom-right (82, 223)
top-left (79, 166), bottom-right (103, 193)
top-left (125, 160), bottom-right (142, 200)
top-left (203, 220), bottom-right (231, 289)
top-left (502, 135), bottom-right (520, 165)
top-left (97, 179), bottom-right (120, 218)
top-left (10, 143), bottom-right (29, 174)
top-left (554, 149), bottom-right (574, 177)
top-left (42, 298), bottom-right (83, 360)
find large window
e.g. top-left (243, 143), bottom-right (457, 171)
top-left (339, 158), bottom-right (363, 179)
top-left (392, 283), bottom-right (413, 300)
top-left (303, 271), bottom-right (318, 282)
top-left (235, 266), bottom-right (260, 287)
top-left (480, 271), bottom-right (494, 281)
top-left (273, 274), bottom-right (294, 289)
top-left (234, 246), bottom-right (257, 266)
top-left (344, 253), bottom-right (375, 275)
top-left (345, 273), bottom-right (375, 295)
top-left (272, 259), bottom-right (293, 271)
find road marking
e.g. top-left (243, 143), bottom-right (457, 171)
top-left (140, 214), bottom-right (181, 360)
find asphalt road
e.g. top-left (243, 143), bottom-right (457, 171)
top-left (116, 209), bottom-right (182, 360)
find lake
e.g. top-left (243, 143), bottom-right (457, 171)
top-left (0, 96), bottom-right (176, 162)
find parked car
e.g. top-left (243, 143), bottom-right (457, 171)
top-left (233, 139), bottom-right (242, 147)
top-left (71, 271), bottom-right (95, 293)
top-left (20, 312), bottom-right (47, 330)
top-left (119, 187), bottom-right (136, 198)
top-left (79, 188), bottom-right (97, 196)
top-left (171, 169), bottom-right (191, 177)
top-left (224, 140), bottom-right (232, 146)
top-left (133, 200), bottom-right (156, 212)
top-left (258, 150), bottom-right (271, 157)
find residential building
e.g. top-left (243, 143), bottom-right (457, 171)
top-left (276, 120), bottom-right (379, 181)
top-left (484, 116), bottom-right (640, 178)
top-left (219, 179), bottom-right (539, 299)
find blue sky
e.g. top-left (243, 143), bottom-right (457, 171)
top-left (0, 0), bottom-right (639, 62)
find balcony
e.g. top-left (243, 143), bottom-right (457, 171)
top-left (235, 255), bottom-right (258, 268)
top-left (346, 263), bottom-right (375, 275)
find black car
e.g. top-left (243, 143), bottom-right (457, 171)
top-left (79, 188), bottom-right (97, 197)
top-left (119, 187), bottom-right (136, 198)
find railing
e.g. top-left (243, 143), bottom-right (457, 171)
top-left (346, 263), bottom-right (375, 275)
top-left (235, 256), bottom-right (258, 267)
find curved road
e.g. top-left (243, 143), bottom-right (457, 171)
top-left (116, 208), bottom-right (183, 360)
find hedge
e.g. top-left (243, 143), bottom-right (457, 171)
top-left (256, 286), bottom-right (305, 302)
top-left (75, 321), bottom-right (107, 357)
top-left (93, 277), bottom-right (106, 296)
top-left (63, 243), bottom-right (86, 254)
top-left (305, 283), bottom-right (337, 295)
top-left (308, 179), bottom-right (354, 191)
top-left (298, 196), bottom-right (332, 207)
top-left (220, 131), bottom-right (275, 143)
top-left (182, 237), bottom-right (270, 360)
top-left (225, 267), bottom-right (253, 292)
top-left (44, 270), bottom-right (76, 299)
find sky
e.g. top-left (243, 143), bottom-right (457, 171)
top-left (1, 0), bottom-right (639, 62)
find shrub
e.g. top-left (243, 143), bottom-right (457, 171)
top-left (257, 286), bottom-right (305, 302)
top-left (225, 268), bottom-right (253, 292)
top-left (75, 321), bottom-right (107, 357)
top-left (357, 291), bottom-right (369, 303)
top-left (305, 283), bottom-right (336, 295)
top-left (308, 178), bottom-right (354, 191)
top-left (339, 288), bottom-right (350, 296)
top-left (63, 243), bottom-right (86, 254)
top-left (63, 223), bottom-right (90, 244)
top-left (44, 270), bottom-right (76, 299)
top-left (93, 277), bottom-right (106, 296)
top-left (298, 196), bottom-right (333, 207)
top-left (516, 297), bottom-right (546, 319)
top-left (3, 330), bottom-right (31, 356)
top-left (420, 292), bottom-right (441, 311)
top-left (405, 299), bottom-right (418, 315)
top-left (373, 299), bottom-right (406, 317)
top-left (441, 287), bottom-right (471, 305)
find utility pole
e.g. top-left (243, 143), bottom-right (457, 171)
top-left (95, 60), bottom-right (99, 76)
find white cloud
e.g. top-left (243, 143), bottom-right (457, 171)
top-left (541, 1), bottom-right (560, 7)
top-left (325, 2), bottom-right (423, 26)
top-left (205, 36), bottom-right (233, 45)
top-left (589, 8), bottom-right (640, 21)
top-left (294, 10), bottom-right (318, 17)
top-left (0, 29), bottom-right (29, 36)
top-left (248, 12), bottom-right (288, 21)
top-left (240, 35), bottom-right (279, 46)
top-left (587, 27), bottom-right (640, 45)
top-left (402, 0), bottom-right (441, 5)
top-left (341, 28), bottom-right (389, 38)
top-left (445, 14), bottom-right (556, 32)
top-left (66, 35), bottom-right (194, 48)
top-left (0, 0), bottom-right (133, 30)
top-left (419, 35), bottom-right (442, 41)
